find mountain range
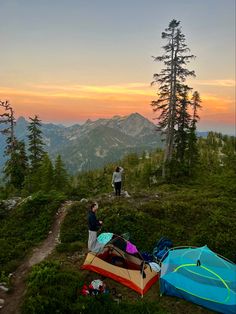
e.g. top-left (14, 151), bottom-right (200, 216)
top-left (0, 113), bottom-right (163, 175)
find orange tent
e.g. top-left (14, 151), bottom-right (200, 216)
top-left (81, 235), bottom-right (159, 296)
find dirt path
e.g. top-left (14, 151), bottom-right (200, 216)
top-left (0, 200), bottom-right (73, 314)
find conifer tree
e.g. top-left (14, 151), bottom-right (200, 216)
top-left (24, 115), bottom-right (45, 193)
top-left (0, 101), bottom-right (27, 189)
top-left (0, 101), bottom-right (17, 156)
top-left (186, 91), bottom-right (202, 175)
top-left (54, 155), bottom-right (69, 191)
top-left (38, 154), bottom-right (54, 192)
top-left (175, 85), bottom-right (192, 166)
top-left (151, 20), bottom-right (195, 177)
top-left (4, 141), bottom-right (28, 189)
top-left (191, 91), bottom-right (202, 129)
top-left (28, 115), bottom-right (45, 171)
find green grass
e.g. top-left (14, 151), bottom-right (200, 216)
top-left (0, 191), bottom-right (65, 273)
top-left (59, 171), bottom-right (236, 261)
top-left (22, 261), bottom-right (168, 314)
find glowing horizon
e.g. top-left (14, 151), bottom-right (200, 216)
top-left (0, 79), bottom-right (234, 133)
top-left (0, 0), bottom-right (235, 134)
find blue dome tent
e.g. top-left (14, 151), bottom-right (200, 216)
top-left (160, 246), bottom-right (236, 314)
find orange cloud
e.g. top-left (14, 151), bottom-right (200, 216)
top-left (0, 83), bottom-right (153, 103)
top-left (0, 82), bottom-right (234, 128)
top-left (193, 79), bottom-right (236, 87)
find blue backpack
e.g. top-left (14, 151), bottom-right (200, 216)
top-left (153, 237), bottom-right (173, 260)
top-left (141, 251), bottom-right (153, 263)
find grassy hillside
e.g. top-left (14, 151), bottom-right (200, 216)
top-left (2, 132), bottom-right (235, 313)
top-left (21, 172), bottom-right (236, 314)
top-left (0, 191), bottom-right (65, 274)
top-left (59, 171), bottom-right (236, 260)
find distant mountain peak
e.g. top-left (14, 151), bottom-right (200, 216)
top-left (84, 119), bottom-right (92, 124)
top-left (112, 115), bottom-right (122, 120)
top-left (0, 112), bottom-right (162, 174)
top-left (16, 116), bottom-right (27, 123)
top-left (125, 112), bottom-right (147, 121)
top-left (128, 112), bottom-right (143, 118)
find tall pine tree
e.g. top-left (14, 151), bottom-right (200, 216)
top-left (151, 20), bottom-right (195, 177)
top-left (24, 115), bottom-right (45, 193)
top-left (175, 85), bottom-right (192, 174)
top-left (186, 91), bottom-right (202, 175)
top-left (28, 115), bottom-right (45, 171)
top-left (0, 101), bottom-right (28, 189)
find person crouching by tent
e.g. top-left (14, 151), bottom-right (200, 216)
top-left (112, 166), bottom-right (124, 196)
top-left (88, 202), bottom-right (103, 252)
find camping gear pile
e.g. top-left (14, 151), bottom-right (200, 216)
top-left (81, 279), bottom-right (108, 296)
top-left (82, 233), bottom-right (236, 313)
top-left (153, 237), bottom-right (173, 261)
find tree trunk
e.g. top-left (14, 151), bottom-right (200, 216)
top-left (162, 28), bottom-right (175, 177)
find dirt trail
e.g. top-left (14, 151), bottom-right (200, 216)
top-left (0, 200), bottom-right (73, 314)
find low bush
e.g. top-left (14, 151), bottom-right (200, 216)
top-left (0, 191), bottom-right (65, 273)
top-left (22, 261), bottom-right (166, 314)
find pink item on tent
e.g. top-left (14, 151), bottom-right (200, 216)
top-left (126, 241), bottom-right (138, 254)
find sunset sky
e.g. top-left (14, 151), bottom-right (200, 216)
top-left (0, 0), bottom-right (235, 134)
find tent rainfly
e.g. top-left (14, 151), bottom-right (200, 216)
top-left (160, 245), bottom-right (236, 314)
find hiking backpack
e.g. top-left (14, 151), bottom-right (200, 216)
top-left (153, 237), bottom-right (173, 260)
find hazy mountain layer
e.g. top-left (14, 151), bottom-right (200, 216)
top-left (0, 113), bottom-right (163, 174)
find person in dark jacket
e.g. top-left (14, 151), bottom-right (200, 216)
top-left (88, 202), bottom-right (103, 251)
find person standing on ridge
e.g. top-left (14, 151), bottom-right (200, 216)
top-left (88, 202), bottom-right (103, 252)
top-left (112, 166), bottom-right (124, 196)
